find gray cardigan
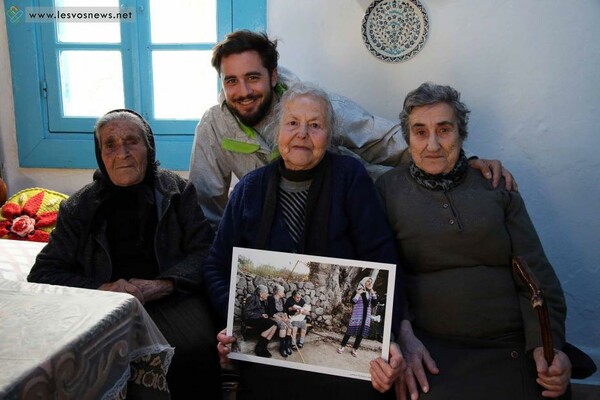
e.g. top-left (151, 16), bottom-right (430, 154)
top-left (376, 165), bottom-right (566, 351)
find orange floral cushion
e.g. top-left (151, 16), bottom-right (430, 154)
top-left (0, 188), bottom-right (68, 242)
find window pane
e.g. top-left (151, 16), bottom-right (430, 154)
top-left (55, 0), bottom-right (120, 43)
top-left (152, 51), bottom-right (217, 119)
top-left (60, 50), bottom-right (124, 117)
top-left (150, 0), bottom-right (216, 44)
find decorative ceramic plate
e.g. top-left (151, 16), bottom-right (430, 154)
top-left (362, 0), bottom-right (429, 63)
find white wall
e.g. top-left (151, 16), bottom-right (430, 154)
top-left (1, 0), bottom-right (599, 384)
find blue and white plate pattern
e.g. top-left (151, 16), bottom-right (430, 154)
top-left (362, 0), bottom-right (429, 63)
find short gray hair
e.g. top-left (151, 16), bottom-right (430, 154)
top-left (256, 284), bottom-right (269, 295)
top-left (272, 82), bottom-right (336, 146)
top-left (273, 284), bottom-right (285, 295)
top-left (399, 82), bottom-right (470, 144)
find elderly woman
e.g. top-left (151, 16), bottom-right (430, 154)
top-left (245, 284), bottom-right (278, 357)
top-left (27, 109), bottom-right (222, 399)
top-left (284, 290), bottom-right (311, 349)
top-left (204, 83), bottom-right (405, 398)
top-left (375, 83), bottom-right (571, 399)
top-left (267, 284), bottom-right (294, 358)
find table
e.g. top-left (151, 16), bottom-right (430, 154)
top-left (0, 240), bottom-right (174, 399)
top-left (0, 239), bottom-right (46, 282)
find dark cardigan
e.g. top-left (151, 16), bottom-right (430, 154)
top-left (376, 164), bottom-right (568, 400)
top-left (28, 170), bottom-right (214, 293)
top-left (204, 152), bottom-right (402, 400)
top-left (203, 152), bottom-right (402, 322)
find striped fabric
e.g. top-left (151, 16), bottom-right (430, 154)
top-left (278, 188), bottom-right (308, 245)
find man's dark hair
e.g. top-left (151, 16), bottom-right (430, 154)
top-left (211, 30), bottom-right (279, 76)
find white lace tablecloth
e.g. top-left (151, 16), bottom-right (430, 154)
top-left (0, 239), bottom-right (46, 281)
top-left (0, 240), bottom-right (174, 399)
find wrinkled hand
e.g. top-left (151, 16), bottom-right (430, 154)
top-left (370, 342), bottom-right (406, 393)
top-left (534, 347), bottom-right (572, 398)
top-left (217, 328), bottom-right (237, 369)
top-left (99, 279), bottom-right (145, 303)
top-left (469, 158), bottom-right (518, 191)
top-left (128, 278), bottom-right (174, 302)
top-left (395, 320), bottom-right (439, 400)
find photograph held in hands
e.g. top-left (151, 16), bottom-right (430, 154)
top-left (226, 247), bottom-right (396, 381)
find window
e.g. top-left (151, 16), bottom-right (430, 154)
top-left (5, 0), bottom-right (266, 170)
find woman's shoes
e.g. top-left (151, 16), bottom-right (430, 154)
top-left (280, 346), bottom-right (288, 357)
top-left (256, 346), bottom-right (272, 358)
top-left (337, 346), bottom-right (357, 356)
top-left (255, 338), bottom-right (272, 358)
top-left (297, 341), bottom-right (303, 349)
top-left (279, 338), bottom-right (288, 357)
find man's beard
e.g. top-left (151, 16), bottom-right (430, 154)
top-left (231, 89), bottom-right (274, 127)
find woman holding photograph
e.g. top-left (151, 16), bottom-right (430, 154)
top-left (204, 82), bottom-right (405, 398)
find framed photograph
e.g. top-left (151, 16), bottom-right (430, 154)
top-left (226, 247), bottom-right (396, 381)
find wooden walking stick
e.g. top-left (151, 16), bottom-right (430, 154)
top-left (290, 334), bottom-right (307, 364)
top-left (512, 256), bottom-right (554, 364)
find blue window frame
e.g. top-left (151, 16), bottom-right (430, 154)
top-left (5, 0), bottom-right (266, 170)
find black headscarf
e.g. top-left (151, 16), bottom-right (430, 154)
top-left (93, 108), bottom-right (160, 187)
top-left (93, 109), bottom-right (160, 280)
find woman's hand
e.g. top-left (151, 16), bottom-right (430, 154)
top-left (217, 328), bottom-right (237, 368)
top-left (370, 342), bottom-right (406, 393)
top-left (469, 158), bottom-right (518, 191)
top-left (533, 347), bottom-right (572, 397)
top-left (99, 279), bottom-right (145, 304)
top-left (395, 320), bottom-right (440, 400)
top-left (128, 278), bottom-right (174, 302)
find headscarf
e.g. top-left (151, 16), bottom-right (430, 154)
top-left (93, 108), bottom-right (159, 188)
top-left (356, 276), bottom-right (374, 302)
top-left (357, 276), bottom-right (372, 291)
